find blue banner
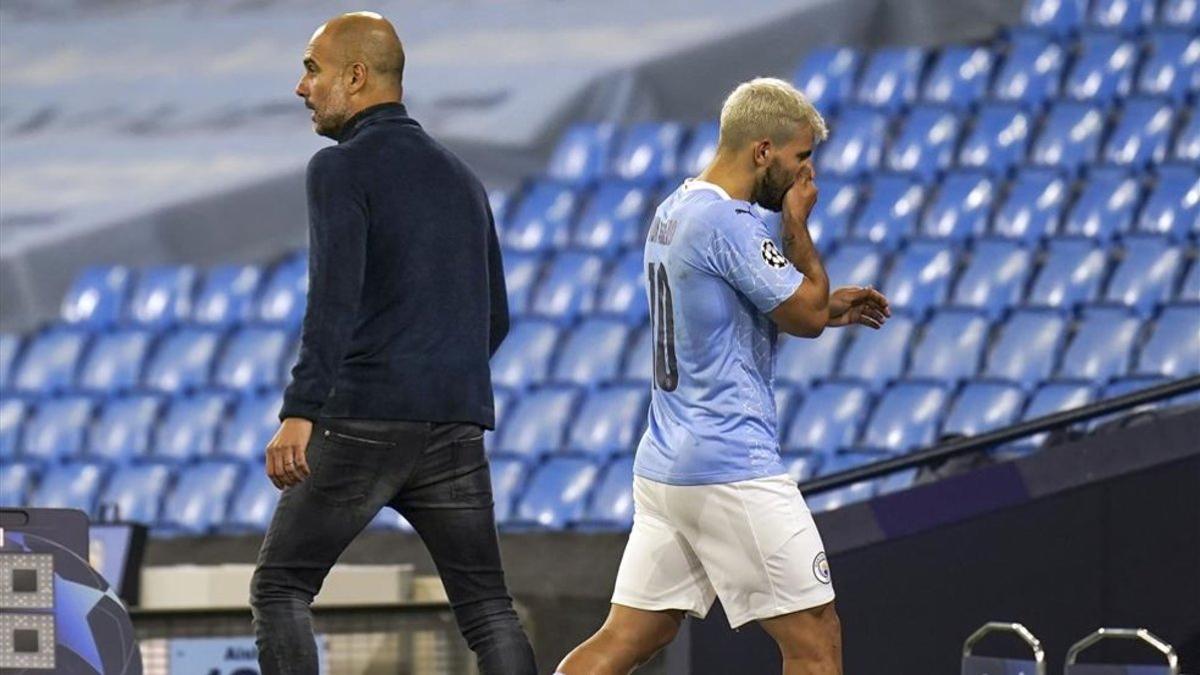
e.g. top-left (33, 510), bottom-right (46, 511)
top-left (168, 636), bottom-right (328, 675)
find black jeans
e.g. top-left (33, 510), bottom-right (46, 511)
top-left (250, 419), bottom-right (536, 675)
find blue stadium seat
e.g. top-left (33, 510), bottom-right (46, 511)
top-left (859, 381), bottom-right (949, 452)
top-left (1029, 238), bottom-right (1109, 308)
top-left (126, 265), bottom-right (197, 328)
top-left (922, 46), bottom-right (995, 109)
top-left (513, 457), bottom-right (599, 529)
top-left (992, 169), bottom-right (1068, 242)
top-left (850, 175), bottom-right (925, 249)
top-left (985, 309), bottom-right (1070, 386)
top-left (1061, 169), bottom-right (1140, 241)
top-left (594, 250), bottom-right (648, 325)
top-left (489, 456), bottom-right (528, 523)
top-left (885, 106), bottom-right (962, 179)
top-left (1181, 261), bottom-right (1200, 301)
top-left (552, 319), bottom-right (631, 386)
top-left (1089, 0), bottom-right (1156, 32)
top-left (213, 327), bottom-right (289, 390)
top-left (504, 181), bottom-right (580, 252)
top-left (546, 123), bottom-right (616, 186)
top-left (1030, 101), bottom-right (1106, 173)
top-left (837, 315), bottom-right (916, 389)
top-left (490, 320), bottom-right (561, 389)
top-left (19, 396), bottom-right (94, 462)
top-left (784, 381), bottom-right (871, 453)
top-left (31, 462), bottom-right (106, 514)
top-left (1160, 0), bottom-right (1200, 28)
top-left (807, 458), bottom-right (875, 511)
top-left (225, 468), bottom-right (279, 532)
top-left (958, 104), bottom-right (1034, 172)
top-left (907, 310), bottom-right (990, 381)
top-left (99, 464), bottom-right (172, 525)
top-left (0, 334), bottom-right (19, 391)
top-left (678, 121), bottom-right (720, 177)
top-left (485, 387), bottom-right (515, 453)
top-left (1021, 0), bottom-right (1087, 36)
top-left (88, 394), bottom-right (162, 462)
top-left (1064, 32), bottom-right (1138, 103)
top-left (567, 385), bottom-right (648, 456)
top-left (60, 266), bottom-right (131, 329)
top-left (495, 387), bottom-right (581, 457)
top-left (571, 181), bottom-right (650, 253)
top-left (942, 382), bottom-right (1027, 437)
top-left (192, 264), bottom-right (263, 327)
top-left (1135, 166), bottom-right (1200, 240)
top-left (12, 330), bottom-right (89, 394)
top-left (489, 188), bottom-right (512, 231)
top-left (501, 250), bottom-right (543, 317)
top-left (855, 47), bottom-right (926, 112)
top-left (152, 393), bottom-right (228, 462)
top-left (142, 328), bottom-right (222, 393)
top-left (806, 179), bottom-right (860, 248)
top-left (793, 47), bottom-right (864, 114)
top-left (1016, 380), bottom-right (1097, 448)
top-left (0, 397), bottom-right (25, 459)
top-left (256, 255), bottom-right (307, 326)
top-left (880, 240), bottom-right (956, 316)
top-left (1174, 110), bottom-right (1200, 163)
top-left (920, 172), bottom-right (995, 241)
top-left (1058, 307), bottom-right (1141, 380)
top-left (1103, 98), bottom-right (1176, 168)
top-left (1137, 304), bottom-right (1200, 376)
top-left (817, 107), bottom-right (888, 177)
top-left (1137, 31), bottom-right (1200, 101)
top-left (217, 390), bottom-right (281, 461)
top-left (825, 241), bottom-right (886, 288)
top-left (992, 31), bottom-right (1067, 106)
top-left (0, 461), bottom-right (35, 506)
top-left (582, 455), bottom-right (635, 528)
top-left (158, 461), bottom-right (241, 534)
top-left (776, 331), bottom-right (848, 386)
top-left (77, 329), bottom-right (152, 393)
top-left (952, 239), bottom-right (1034, 318)
top-left (610, 122), bottom-right (685, 184)
top-left (783, 452), bottom-right (822, 483)
top-left (1105, 236), bottom-right (1184, 315)
top-left (528, 252), bottom-right (606, 323)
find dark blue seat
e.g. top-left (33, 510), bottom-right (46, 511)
top-left (952, 239), bottom-right (1035, 318)
top-left (908, 310), bottom-right (990, 381)
top-left (217, 390), bottom-right (282, 461)
top-left (880, 240), bottom-right (956, 316)
top-left (992, 31), bottom-right (1067, 106)
top-left (595, 250), bottom-right (648, 325)
top-left (784, 381), bottom-right (871, 453)
top-left (77, 329), bottom-right (152, 394)
top-left (860, 381), bottom-right (949, 452)
top-left (1137, 304), bottom-right (1200, 376)
top-left (572, 181), bottom-right (650, 253)
top-left (88, 394), bottom-right (162, 462)
top-left (503, 181), bottom-right (580, 252)
top-left (489, 456), bottom-right (528, 523)
top-left (512, 457), bottom-right (599, 529)
top-left (850, 175), bottom-right (926, 249)
top-left (158, 461), bottom-right (241, 534)
top-left (1136, 165), bottom-right (1199, 240)
top-left (0, 334), bottom-right (19, 391)
top-left (152, 393), bottom-right (228, 462)
top-left (1064, 32), bottom-right (1138, 103)
top-left (1180, 261), bottom-right (1200, 301)
top-left (126, 265), bottom-right (197, 328)
top-left (854, 47), bottom-right (926, 112)
top-left (1061, 169), bottom-right (1141, 241)
top-left (1103, 98), bottom-right (1176, 168)
top-left (12, 330), bottom-right (89, 394)
top-left (942, 382), bottom-right (1027, 437)
top-left (921, 46), bottom-right (994, 109)
top-left (776, 330), bottom-right (848, 386)
top-left (1021, 0), bottom-right (1087, 36)
top-left (1105, 236), bottom-right (1184, 315)
top-left (99, 464), bottom-right (172, 526)
top-left (546, 123), bottom-right (617, 186)
top-left (1174, 109), bottom-right (1200, 162)
top-left (958, 104), bottom-right (1035, 173)
top-left (1030, 101), bottom-right (1107, 173)
top-left (993, 168), bottom-right (1068, 242)
top-left (0, 397), bottom-right (25, 459)
top-left (0, 461), bottom-right (35, 506)
top-left (1058, 307), bottom-right (1141, 380)
top-left (19, 396), bottom-right (93, 463)
top-left (256, 255), bottom-right (307, 327)
top-left (490, 319), bottom-right (561, 389)
top-left (621, 326), bottom-right (652, 385)
top-left (817, 107), bottom-right (888, 177)
top-left (142, 328), bottom-right (221, 393)
top-left (806, 179), bottom-right (860, 248)
top-left (1137, 31), bottom-right (1200, 101)
top-left (495, 387), bottom-right (581, 457)
top-left (1089, 0), bottom-right (1156, 32)
top-left (31, 462), bottom-right (106, 514)
top-left (837, 315), bottom-right (917, 389)
top-left (825, 241), bottom-right (886, 288)
top-left (610, 122), bottom-right (685, 184)
top-left (885, 106), bottom-right (962, 179)
top-left (61, 266), bottom-right (131, 328)
top-left (567, 386), bottom-right (648, 456)
top-left (582, 455), bottom-right (635, 528)
top-left (1160, 0), bottom-right (1200, 28)
top-left (985, 309), bottom-right (1069, 386)
top-left (1016, 380), bottom-right (1097, 448)
top-left (783, 452), bottom-right (822, 483)
top-left (225, 468), bottom-right (279, 532)
top-left (502, 250), bottom-right (543, 317)
top-left (793, 47), bottom-right (864, 114)
top-left (919, 172), bottom-right (995, 241)
top-left (1028, 237), bottom-right (1109, 308)
top-left (213, 327), bottom-right (289, 390)
top-left (192, 264), bottom-right (263, 327)
top-left (528, 252), bottom-right (606, 323)
top-left (552, 319), bottom-right (631, 386)
top-left (678, 122), bottom-right (719, 177)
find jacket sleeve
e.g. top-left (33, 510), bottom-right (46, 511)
top-left (486, 203), bottom-right (510, 357)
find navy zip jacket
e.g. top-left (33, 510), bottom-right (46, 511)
top-left (280, 102), bottom-right (509, 428)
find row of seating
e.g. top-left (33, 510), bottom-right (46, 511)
top-left (1021, 0), bottom-right (1198, 36)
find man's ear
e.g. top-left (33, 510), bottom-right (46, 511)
top-left (347, 62), bottom-right (368, 94)
top-left (753, 139), bottom-right (772, 167)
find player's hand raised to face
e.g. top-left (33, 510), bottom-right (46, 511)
top-left (826, 286), bottom-right (891, 329)
top-left (265, 417), bottom-right (313, 489)
top-left (783, 164), bottom-right (819, 224)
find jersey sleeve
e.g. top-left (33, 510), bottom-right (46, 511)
top-left (701, 208), bottom-right (804, 314)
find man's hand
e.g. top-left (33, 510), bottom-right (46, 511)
top-left (782, 164), bottom-right (819, 226)
top-left (827, 286), bottom-right (891, 329)
top-left (265, 418), bottom-right (313, 489)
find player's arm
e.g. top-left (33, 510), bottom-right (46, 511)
top-left (768, 166), bottom-right (830, 338)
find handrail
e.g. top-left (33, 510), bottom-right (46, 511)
top-left (1066, 628), bottom-right (1178, 673)
top-left (962, 621), bottom-right (1046, 675)
top-left (797, 375), bottom-right (1200, 495)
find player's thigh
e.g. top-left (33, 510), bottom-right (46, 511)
top-left (600, 603), bottom-right (687, 653)
top-left (758, 601), bottom-right (841, 658)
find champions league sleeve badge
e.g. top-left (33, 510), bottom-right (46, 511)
top-left (761, 239), bottom-right (789, 269)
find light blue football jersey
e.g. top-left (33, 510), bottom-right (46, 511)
top-left (634, 180), bottom-right (805, 486)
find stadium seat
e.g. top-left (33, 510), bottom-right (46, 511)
top-left (213, 327), bottom-right (290, 390)
top-left (806, 178), bottom-right (860, 248)
top-left (0, 461), bottom-right (35, 507)
top-left (854, 47), bottom-right (926, 112)
top-left (1058, 307), bottom-right (1141, 380)
top-left (1137, 304), bottom-right (1200, 376)
top-left (98, 464), bottom-right (172, 525)
top-left (1135, 165), bottom-right (1200, 240)
top-left (61, 265), bottom-right (131, 328)
top-left (850, 175), bottom-right (925, 249)
top-left (0, 334), bottom-right (18, 391)
top-left (922, 46), bottom-right (994, 109)
top-left (880, 240), bottom-right (956, 316)
top-left (30, 462), bottom-right (106, 514)
top-left (489, 456), bottom-right (528, 523)
top-left (142, 328), bottom-right (222, 393)
top-left (552, 319), bottom-right (631, 386)
top-left (1016, 380), bottom-right (1097, 447)
top-left (837, 315), bottom-right (916, 389)
top-left (504, 181), bottom-right (580, 252)
top-left (126, 265), bottom-right (197, 328)
top-left (1160, 0), bottom-right (1200, 28)
top-left (1137, 31), bottom-right (1200, 102)
top-left (489, 188), bottom-right (512, 231)
top-left (1028, 238), bottom-right (1109, 308)
top-left (620, 325), bottom-right (652, 385)
top-left (942, 382), bottom-right (1027, 437)
top-left (512, 457), bottom-right (599, 529)
top-left (985, 309), bottom-right (1070, 386)
top-left (225, 468), bottom-right (279, 532)
top-left (952, 239), bottom-right (1034, 318)
top-left (1030, 101), bottom-right (1106, 173)
top-left (582, 455), bottom-right (635, 528)
top-left (495, 387), bottom-right (581, 457)
top-left (529, 252), bottom-right (606, 323)
top-left (77, 329), bottom-right (152, 393)
top-left (992, 169), bottom-right (1068, 242)
top-left (784, 381), bottom-right (871, 453)
top-left (1174, 109), bottom-right (1200, 162)
top-left (992, 31), bottom-right (1067, 106)
top-left (1103, 98), bottom-right (1176, 168)
top-left (1181, 261), bottom-right (1200, 301)
top-left (502, 250), bottom-right (543, 316)
top-left (192, 264), bottom-right (263, 326)
top-left (817, 107), bottom-right (888, 177)
top-left (256, 255), bottom-right (307, 326)
top-left (546, 123), bottom-right (616, 186)
top-left (594, 250), bottom-right (648, 325)
top-left (0, 397), bottom-right (25, 459)
top-left (12, 330), bottom-right (89, 394)
top-left (783, 452), bottom-right (822, 483)
top-left (152, 393), bottom-right (228, 462)
top-left (920, 172), bottom-right (995, 241)
top-left (1021, 0), bottom-right (1087, 36)
top-left (807, 468), bottom-right (875, 512)
top-left (1089, 0), bottom-right (1156, 32)
top-left (859, 381), bottom-right (949, 452)
top-left (678, 121), bottom-right (719, 177)
top-left (957, 104), bottom-right (1034, 172)
top-left (907, 310), bottom-right (990, 381)
top-left (825, 241), bottom-right (886, 289)
top-left (158, 461), bottom-right (241, 534)
top-left (1105, 236), bottom-right (1184, 315)
top-left (19, 396), bottom-right (93, 462)
top-left (88, 394), bottom-right (162, 462)
top-left (217, 390), bottom-right (282, 461)
top-left (566, 385), bottom-right (648, 456)
top-left (1064, 32), bottom-right (1137, 103)
top-left (1062, 169), bottom-right (1141, 241)
top-left (491, 319), bottom-right (561, 389)
top-left (776, 330), bottom-right (848, 386)
top-left (571, 181), bottom-right (650, 253)
top-left (610, 122), bottom-right (685, 184)
top-left (885, 106), bottom-right (962, 179)
top-left (793, 47), bottom-right (864, 114)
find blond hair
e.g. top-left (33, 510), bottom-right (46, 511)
top-left (717, 77), bottom-right (828, 151)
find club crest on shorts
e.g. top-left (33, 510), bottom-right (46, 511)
top-left (761, 239), bottom-right (788, 269)
top-left (812, 551), bottom-right (831, 584)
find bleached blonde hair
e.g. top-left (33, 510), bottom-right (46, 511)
top-left (717, 77), bottom-right (828, 151)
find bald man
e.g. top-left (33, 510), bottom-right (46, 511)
top-left (249, 13), bottom-right (536, 675)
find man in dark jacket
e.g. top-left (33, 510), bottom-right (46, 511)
top-left (249, 12), bottom-right (536, 675)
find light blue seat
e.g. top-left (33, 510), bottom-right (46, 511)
top-left (582, 455), bottom-right (636, 528)
top-left (571, 181), bottom-right (650, 253)
top-left (546, 123), bottom-right (617, 186)
top-left (489, 456), bottom-right (528, 524)
top-left (850, 175), bottom-right (926, 249)
top-left (678, 122), bottom-right (720, 177)
top-left (817, 107), bottom-right (888, 177)
top-left (158, 460), bottom-right (241, 534)
top-left (806, 178), bottom-right (860, 247)
top-left (0, 397), bottom-right (26, 459)
top-left (957, 104), bottom-right (1035, 173)
top-left (12, 330), bottom-right (89, 394)
top-left (490, 319), bottom-right (561, 390)
top-left (0, 461), bottom-right (35, 507)
top-left (502, 250), bottom-right (543, 316)
top-left (256, 254), bottom-right (307, 327)
top-left (1057, 307), bottom-right (1141, 380)
top-left (1062, 169), bottom-right (1141, 241)
top-left (609, 122), bottom-right (685, 185)
top-left (77, 329), bottom-right (152, 394)
top-left (31, 462), bottom-right (106, 514)
top-left (1137, 304), bottom-right (1200, 377)
top-left (782, 452), bottom-right (822, 483)
top-left (942, 382), bottom-right (1027, 437)
top-left (213, 327), bottom-right (290, 390)
top-left (512, 457), bottom-right (599, 529)
top-left (1063, 32), bottom-right (1137, 103)
top-left (1103, 98), bottom-right (1176, 168)
top-left (1173, 109), bottom-right (1200, 162)
top-left (152, 393), bottom-right (228, 462)
top-left (885, 106), bottom-right (962, 179)
top-left (126, 266), bottom-right (197, 328)
top-left (192, 264), bottom-right (263, 327)
top-left (142, 328), bottom-right (222, 394)
top-left (919, 172), bottom-right (995, 242)
top-left (595, 250), bottom-right (648, 325)
top-left (775, 330), bottom-right (848, 386)
top-left (620, 326), bottom-right (652, 385)
top-left (1015, 380), bottom-right (1097, 448)
top-left (1135, 166), bottom-right (1200, 240)
top-left (0, 334), bottom-right (19, 391)
top-left (1028, 238), bottom-right (1109, 308)
top-left (793, 47), bottom-right (864, 114)
top-left (807, 453), bottom-right (880, 511)
top-left (225, 468), bottom-right (279, 532)
top-left (217, 390), bottom-right (282, 461)
top-left (503, 181), bottom-right (580, 252)
top-left (19, 396), bottom-right (94, 463)
top-left (1089, 0), bottom-right (1156, 32)
top-left (985, 309), bottom-right (1070, 387)
top-left (880, 240), bottom-right (956, 316)
top-left (495, 387), bottom-right (581, 457)
top-left (860, 381), bottom-right (950, 452)
top-left (1021, 0), bottom-right (1087, 36)
top-left (1137, 31), bottom-right (1200, 101)
top-left (991, 31), bottom-right (1067, 106)
top-left (952, 239), bottom-right (1034, 318)
top-left (567, 386), bottom-right (648, 456)
top-left (784, 381), bottom-right (871, 453)
top-left (825, 241), bottom-right (886, 290)
top-left (1160, 0), bottom-right (1200, 27)
top-left (921, 46), bottom-right (994, 109)
top-left (837, 315), bottom-right (917, 390)
top-left (1030, 101), bottom-right (1106, 174)
top-left (98, 464), bottom-right (172, 526)
top-left (61, 266), bottom-right (132, 329)
top-left (88, 394), bottom-right (162, 462)
top-left (907, 310), bottom-right (990, 381)
top-left (1105, 236), bottom-right (1184, 315)
top-left (992, 169), bottom-right (1068, 242)
top-left (529, 252), bottom-right (607, 324)
top-left (854, 47), bottom-right (926, 112)
top-left (552, 319), bottom-right (631, 386)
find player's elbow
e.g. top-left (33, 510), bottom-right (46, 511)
top-left (785, 313), bottom-right (827, 339)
